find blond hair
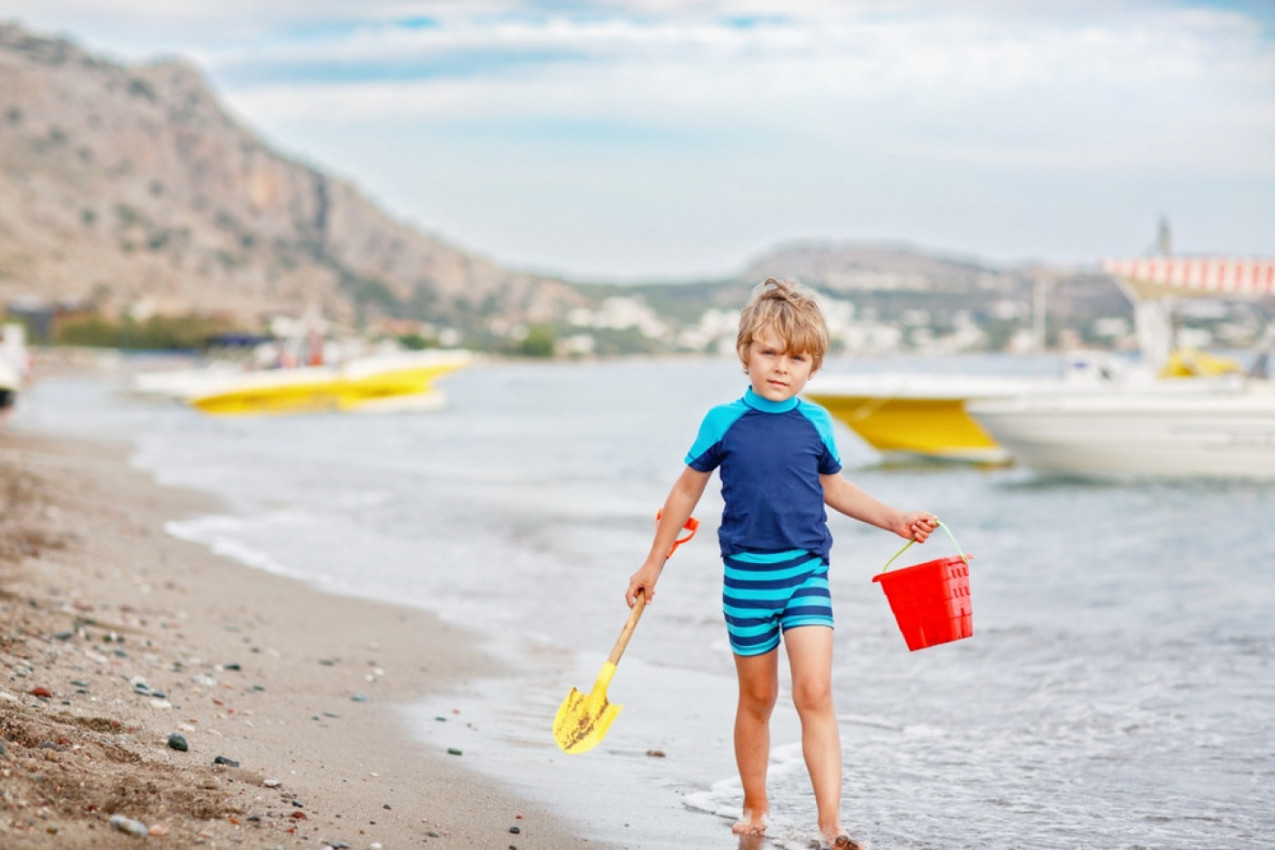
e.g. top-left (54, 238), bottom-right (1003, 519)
top-left (736, 278), bottom-right (829, 372)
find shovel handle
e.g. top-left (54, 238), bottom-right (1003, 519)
top-left (608, 591), bottom-right (646, 666)
top-left (608, 512), bottom-right (699, 666)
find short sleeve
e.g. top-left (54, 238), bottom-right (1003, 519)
top-left (685, 401), bottom-right (748, 472)
top-left (800, 402), bottom-right (842, 475)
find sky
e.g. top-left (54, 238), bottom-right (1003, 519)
top-left (6, 1), bottom-right (1275, 282)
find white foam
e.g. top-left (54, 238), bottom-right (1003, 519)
top-left (164, 516), bottom-right (302, 579)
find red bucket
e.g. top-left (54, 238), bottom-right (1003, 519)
top-left (871, 523), bottom-right (972, 652)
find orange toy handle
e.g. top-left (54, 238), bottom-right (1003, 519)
top-left (656, 509), bottom-right (699, 558)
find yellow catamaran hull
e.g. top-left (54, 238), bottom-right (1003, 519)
top-left (803, 374), bottom-right (1031, 463)
top-left (189, 351), bottom-right (471, 416)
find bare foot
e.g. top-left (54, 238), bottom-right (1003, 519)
top-left (814, 826), bottom-right (862, 850)
top-left (731, 808), bottom-right (768, 836)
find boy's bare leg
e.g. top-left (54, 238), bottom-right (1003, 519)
top-left (784, 626), bottom-right (852, 845)
top-left (732, 648), bottom-right (779, 834)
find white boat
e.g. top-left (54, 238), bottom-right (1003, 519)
top-left (968, 376), bottom-right (1275, 479)
top-left (968, 256), bottom-right (1275, 480)
top-left (803, 352), bottom-right (1135, 464)
top-left (0, 322), bottom-right (29, 414)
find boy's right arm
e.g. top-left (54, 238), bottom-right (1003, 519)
top-left (625, 466), bottom-right (711, 607)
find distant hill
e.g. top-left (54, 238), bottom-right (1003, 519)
top-left (0, 22), bottom-right (586, 340)
top-left (744, 240), bottom-right (1025, 294)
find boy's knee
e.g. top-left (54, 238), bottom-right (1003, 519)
top-left (739, 681), bottom-right (779, 713)
top-left (791, 680), bottom-right (833, 714)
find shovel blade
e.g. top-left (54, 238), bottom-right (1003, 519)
top-left (553, 685), bottom-right (623, 754)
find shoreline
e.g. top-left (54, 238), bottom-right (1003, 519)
top-left (0, 427), bottom-right (603, 848)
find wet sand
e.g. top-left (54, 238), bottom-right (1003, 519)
top-left (0, 428), bottom-right (604, 848)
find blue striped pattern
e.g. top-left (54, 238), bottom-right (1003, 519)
top-left (722, 550), bottom-right (834, 656)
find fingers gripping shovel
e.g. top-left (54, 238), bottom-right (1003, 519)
top-left (553, 513), bottom-right (699, 754)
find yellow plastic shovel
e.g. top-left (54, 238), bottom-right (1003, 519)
top-left (553, 513), bottom-right (699, 754)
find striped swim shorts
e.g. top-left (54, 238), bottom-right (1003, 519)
top-left (722, 549), bottom-right (834, 656)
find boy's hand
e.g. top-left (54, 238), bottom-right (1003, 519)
top-left (899, 512), bottom-right (939, 542)
top-left (626, 563), bottom-right (661, 607)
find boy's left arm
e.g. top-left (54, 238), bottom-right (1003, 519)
top-left (820, 473), bottom-right (938, 542)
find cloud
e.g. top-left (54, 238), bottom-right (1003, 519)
top-left (6, 1), bottom-right (1274, 277)
top-left (214, 5), bottom-right (1275, 174)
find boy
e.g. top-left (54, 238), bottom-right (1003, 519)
top-left (626, 278), bottom-right (937, 849)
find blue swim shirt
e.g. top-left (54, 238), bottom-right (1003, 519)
top-left (685, 387), bottom-right (842, 561)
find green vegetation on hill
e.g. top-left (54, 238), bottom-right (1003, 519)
top-left (53, 313), bottom-right (243, 351)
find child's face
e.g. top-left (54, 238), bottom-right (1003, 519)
top-left (744, 328), bottom-right (815, 403)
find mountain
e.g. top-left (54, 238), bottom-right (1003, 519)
top-left (0, 22), bottom-right (586, 339)
top-left (743, 240), bottom-right (1028, 294)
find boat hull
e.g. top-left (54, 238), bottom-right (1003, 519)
top-left (968, 383), bottom-right (1275, 479)
top-left (189, 352), bottom-right (470, 416)
top-left (803, 375), bottom-right (1030, 463)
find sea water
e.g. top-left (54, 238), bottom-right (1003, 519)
top-left (17, 355), bottom-right (1275, 850)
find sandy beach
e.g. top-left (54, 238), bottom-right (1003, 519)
top-left (0, 427), bottom-right (602, 849)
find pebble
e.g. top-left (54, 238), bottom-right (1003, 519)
top-left (167, 733), bottom-right (189, 752)
top-left (351, 692), bottom-right (369, 703)
top-left (213, 755), bottom-right (240, 767)
top-left (509, 825), bottom-right (521, 834)
top-left (447, 748), bottom-right (463, 756)
top-left (149, 824), bottom-right (170, 837)
top-left (29, 686), bottom-right (53, 698)
top-left (109, 814), bottom-right (149, 837)
top-left (263, 778), bottom-right (282, 787)
top-left (646, 749), bottom-right (666, 758)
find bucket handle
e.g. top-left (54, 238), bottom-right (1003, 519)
top-left (879, 521), bottom-right (969, 574)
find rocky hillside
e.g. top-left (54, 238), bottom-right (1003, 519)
top-left (0, 22), bottom-right (586, 337)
